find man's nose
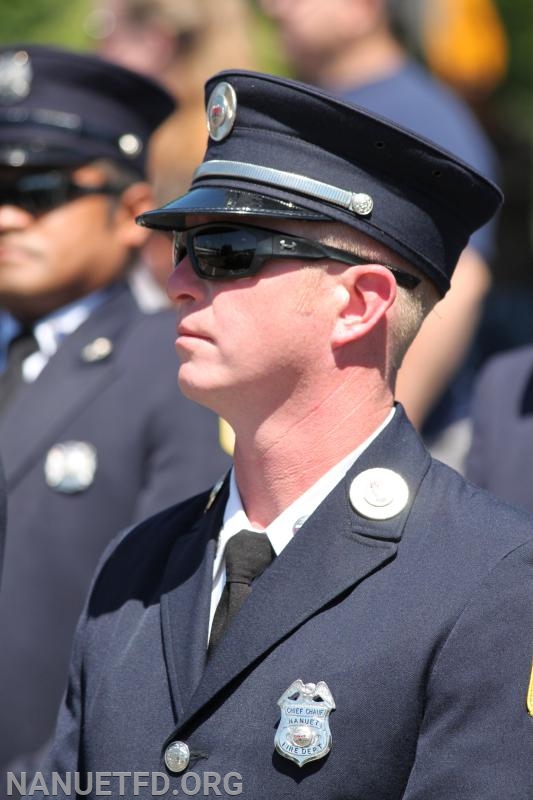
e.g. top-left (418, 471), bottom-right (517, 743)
top-left (0, 204), bottom-right (34, 231)
top-left (166, 255), bottom-right (207, 305)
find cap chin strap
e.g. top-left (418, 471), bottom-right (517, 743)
top-left (193, 159), bottom-right (374, 218)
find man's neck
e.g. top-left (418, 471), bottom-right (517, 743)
top-left (231, 382), bottom-right (394, 528)
top-left (0, 283), bottom-right (118, 327)
top-left (301, 32), bottom-right (406, 94)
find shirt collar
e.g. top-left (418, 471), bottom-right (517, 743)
top-left (0, 287), bottom-right (113, 377)
top-left (217, 406), bottom-right (396, 565)
top-left (32, 288), bottom-right (112, 355)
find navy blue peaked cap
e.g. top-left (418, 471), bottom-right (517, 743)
top-left (0, 44), bottom-right (175, 176)
top-left (138, 70), bottom-right (503, 296)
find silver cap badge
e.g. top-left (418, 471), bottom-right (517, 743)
top-left (44, 441), bottom-right (98, 494)
top-left (275, 679), bottom-right (335, 767)
top-left (349, 467), bottom-right (409, 520)
top-left (0, 50), bottom-right (32, 104)
top-left (206, 81), bottom-right (237, 142)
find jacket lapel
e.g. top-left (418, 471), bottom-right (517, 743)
top-left (160, 482), bottom-right (229, 719)
top-left (0, 285), bottom-right (139, 489)
top-left (176, 407), bottom-right (431, 731)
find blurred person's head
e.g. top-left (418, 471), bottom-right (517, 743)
top-left (259, 0), bottom-right (405, 86)
top-left (88, 0), bottom-right (259, 212)
top-left (0, 43), bottom-right (174, 322)
top-left (89, 0), bottom-right (257, 104)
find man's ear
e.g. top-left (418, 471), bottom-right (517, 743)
top-left (331, 264), bottom-right (397, 349)
top-left (112, 181), bottom-right (155, 248)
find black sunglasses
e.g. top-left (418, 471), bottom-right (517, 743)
top-left (0, 170), bottom-right (123, 216)
top-left (173, 224), bottom-right (420, 289)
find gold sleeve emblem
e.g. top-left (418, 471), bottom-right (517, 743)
top-left (219, 417), bottom-right (235, 455)
top-left (527, 660), bottom-right (533, 717)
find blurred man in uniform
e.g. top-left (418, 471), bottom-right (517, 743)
top-left (260, 0), bottom-right (499, 472)
top-left (0, 44), bottom-right (230, 787)
top-left (27, 70), bottom-right (533, 799)
top-left (466, 346), bottom-right (533, 515)
top-left (0, 455), bottom-right (5, 584)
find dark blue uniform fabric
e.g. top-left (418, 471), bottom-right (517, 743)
top-left (0, 282), bottom-right (231, 773)
top-left (32, 407), bottom-right (533, 799)
top-left (466, 344), bottom-right (533, 514)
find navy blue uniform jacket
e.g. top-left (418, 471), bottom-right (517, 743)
top-left (467, 344), bottom-right (533, 514)
top-left (0, 455), bottom-right (5, 585)
top-left (37, 407), bottom-right (533, 798)
top-left (0, 282), bottom-right (230, 771)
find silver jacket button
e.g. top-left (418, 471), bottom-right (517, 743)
top-left (164, 741), bottom-right (190, 773)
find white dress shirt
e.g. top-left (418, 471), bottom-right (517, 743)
top-left (0, 288), bottom-right (112, 382)
top-left (208, 406), bottom-right (395, 639)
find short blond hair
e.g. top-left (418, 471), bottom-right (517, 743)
top-left (303, 221), bottom-right (438, 378)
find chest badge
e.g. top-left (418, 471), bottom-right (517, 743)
top-left (44, 441), bottom-right (97, 493)
top-left (275, 679), bottom-right (335, 767)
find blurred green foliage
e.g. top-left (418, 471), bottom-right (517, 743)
top-left (0, 0), bottom-right (92, 50)
top-left (493, 0), bottom-right (533, 135)
top-left (251, 7), bottom-right (289, 77)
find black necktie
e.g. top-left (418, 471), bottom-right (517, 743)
top-left (209, 529), bottom-right (275, 655)
top-left (0, 328), bottom-right (38, 417)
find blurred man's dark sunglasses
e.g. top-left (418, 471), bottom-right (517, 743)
top-left (173, 223), bottom-right (421, 289)
top-left (0, 169), bottom-right (123, 215)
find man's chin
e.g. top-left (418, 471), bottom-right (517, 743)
top-left (178, 371), bottom-right (217, 408)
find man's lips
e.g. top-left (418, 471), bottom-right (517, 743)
top-left (176, 325), bottom-right (212, 343)
top-left (0, 244), bottom-right (33, 261)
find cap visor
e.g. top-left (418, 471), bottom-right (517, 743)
top-left (136, 186), bottom-right (329, 230)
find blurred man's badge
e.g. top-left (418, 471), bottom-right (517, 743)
top-left (44, 441), bottom-right (97, 493)
top-left (0, 50), bottom-right (32, 104)
top-left (275, 679), bottom-right (335, 767)
top-left (80, 337), bottom-right (113, 363)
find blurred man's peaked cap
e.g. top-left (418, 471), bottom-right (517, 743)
top-left (138, 69), bottom-right (503, 296)
top-left (0, 43), bottom-right (175, 175)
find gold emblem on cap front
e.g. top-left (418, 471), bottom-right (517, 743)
top-left (527, 660), bottom-right (533, 717)
top-left (206, 81), bottom-right (237, 142)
